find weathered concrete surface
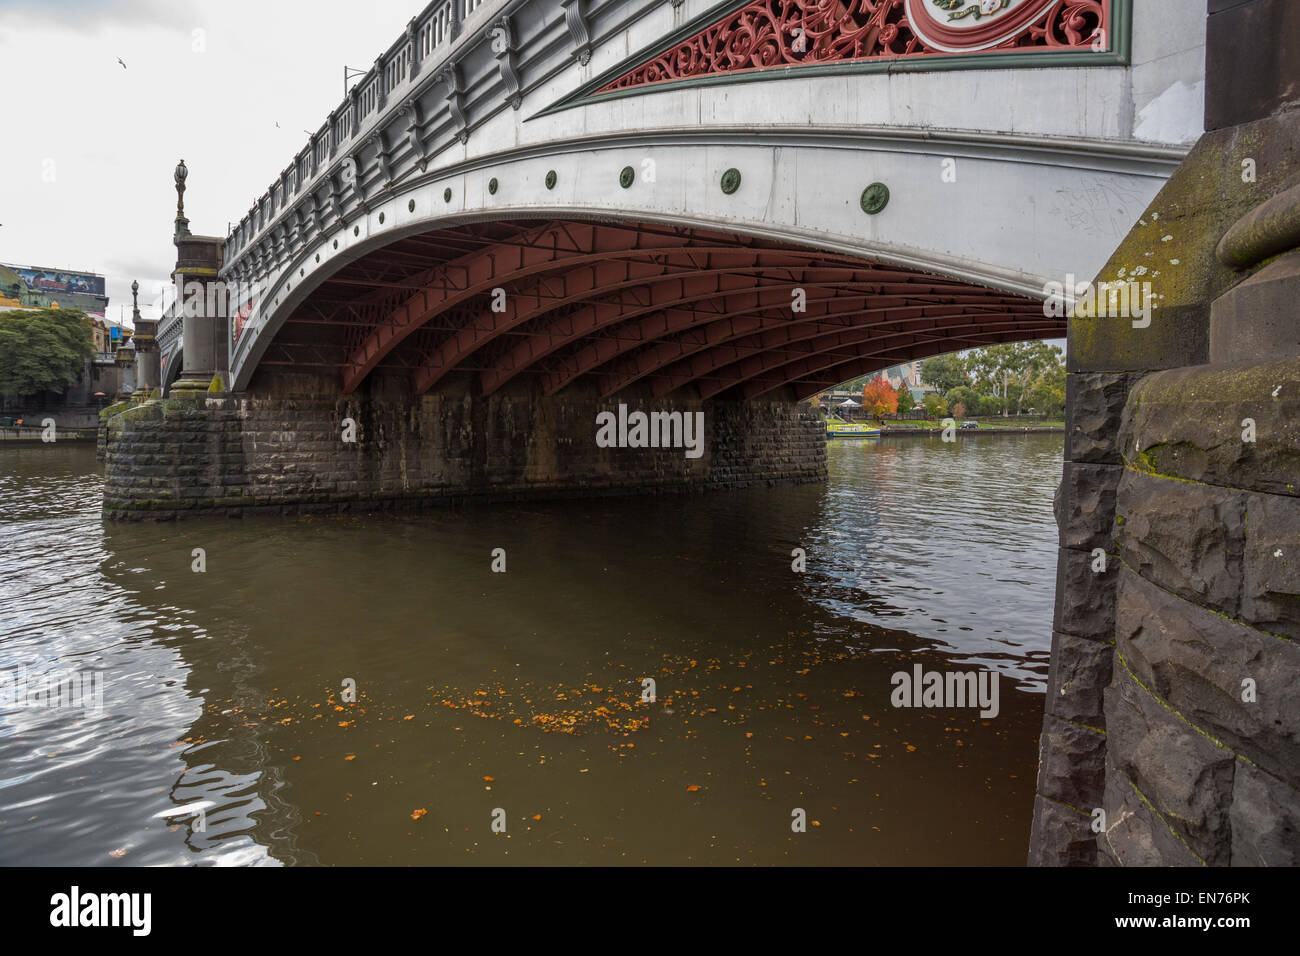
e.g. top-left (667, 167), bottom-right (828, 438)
top-left (102, 374), bottom-right (826, 520)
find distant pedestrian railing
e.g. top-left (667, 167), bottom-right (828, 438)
top-left (225, 0), bottom-right (502, 261)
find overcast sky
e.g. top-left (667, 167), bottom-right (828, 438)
top-left (0, 0), bottom-right (418, 321)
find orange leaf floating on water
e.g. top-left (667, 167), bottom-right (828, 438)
top-left (685, 785), bottom-right (700, 792)
top-left (338, 721), bottom-right (352, 727)
top-left (403, 715), bottom-right (414, 721)
top-left (906, 744), bottom-right (917, 752)
top-left (344, 755), bottom-right (356, 761)
top-left (531, 814), bottom-right (542, 821)
top-left (483, 776), bottom-right (494, 782)
top-left (411, 808), bottom-right (427, 821)
top-left (334, 705), bottom-right (345, 711)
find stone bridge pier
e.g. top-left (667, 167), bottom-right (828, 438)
top-left (1030, 0), bottom-right (1300, 866)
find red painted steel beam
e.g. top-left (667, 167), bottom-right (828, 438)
top-left (413, 255), bottom-right (863, 395)
top-left (689, 318), bottom-right (1054, 401)
top-left (341, 221), bottom-right (728, 393)
top-left (636, 298), bottom-right (1038, 399)
top-left (746, 324), bottom-right (1064, 401)
top-left (477, 266), bottom-right (898, 395)
top-left (627, 308), bottom-right (1006, 396)
top-left (538, 287), bottom-right (1020, 397)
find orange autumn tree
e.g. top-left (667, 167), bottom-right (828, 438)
top-left (861, 375), bottom-right (898, 417)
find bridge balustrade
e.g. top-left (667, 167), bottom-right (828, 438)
top-left (226, 0), bottom-right (496, 262)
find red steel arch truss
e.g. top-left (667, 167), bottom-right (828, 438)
top-left (259, 220), bottom-right (1060, 402)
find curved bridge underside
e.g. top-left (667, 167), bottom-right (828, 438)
top-left (249, 217), bottom-right (1058, 402)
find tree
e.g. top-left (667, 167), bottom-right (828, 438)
top-left (0, 309), bottom-right (95, 400)
top-left (920, 352), bottom-right (970, 394)
top-left (944, 385), bottom-right (984, 417)
top-left (1025, 361), bottom-right (1066, 417)
top-left (921, 392), bottom-right (948, 419)
top-left (964, 341), bottom-right (1063, 416)
top-left (861, 376), bottom-right (898, 417)
top-left (896, 385), bottom-right (915, 416)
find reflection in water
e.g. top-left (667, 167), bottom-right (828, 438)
top-left (1, 435), bottom-right (1060, 865)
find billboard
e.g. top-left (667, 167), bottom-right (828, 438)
top-left (3, 264), bottom-right (106, 297)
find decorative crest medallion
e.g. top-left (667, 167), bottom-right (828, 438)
top-left (907, 0), bottom-right (1062, 53)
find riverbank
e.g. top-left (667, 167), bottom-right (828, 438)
top-left (0, 427), bottom-right (97, 443)
top-left (872, 425), bottom-right (1064, 436)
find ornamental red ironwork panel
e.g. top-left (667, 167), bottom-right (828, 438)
top-left (596, 0), bottom-right (1110, 94)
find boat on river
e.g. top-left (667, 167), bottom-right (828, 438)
top-left (824, 417), bottom-right (881, 439)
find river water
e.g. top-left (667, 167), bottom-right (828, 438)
top-left (0, 433), bottom-right (1062, 865)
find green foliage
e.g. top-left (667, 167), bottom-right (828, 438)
top-left (896, 385), bottom-right (915, 415)
top-left (963, 341), bottom-right (1064, 416)
top-left (919, 352), bottom-right (970, 394)
top-left (944, 385), bottom-right (985, 417)
top-left (1025, 359), bottom-right (1066, 417)
top-left (0, 309), bottom-right (95, 400)
top-left (921, 392), bottom-right (948, 419)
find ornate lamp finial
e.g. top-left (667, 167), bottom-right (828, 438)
top-left (174, 159), bottom-right (191, 238)
top-left (131, 280), bottom-right (140, 321)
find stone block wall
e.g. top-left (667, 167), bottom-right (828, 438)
top-left (1031, 35), bottom-right (1300, 858)
top-left (1098, 362), bottom-right (1300, 865)
top-left (101, 375), bottom-right (826, 520)
top-left (1031, 2), bottom-right (1300, 865)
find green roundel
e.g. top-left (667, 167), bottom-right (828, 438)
top-left (720, 168), bottom-right (741, 195)
top-left (488, 177), bottom-right (499, 195)
top-left (860, 182), bottom-right (890, 215)
top-left (408, 199), bottom-right (415, 212)
top-left (620, 166), bottom-right (635, 189)
top-left (443, 188), bottom-right (452, 203)
top-left (545, 170), bottom-right (557, 190)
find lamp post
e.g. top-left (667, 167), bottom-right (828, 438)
top-left (174, 159), bottom-right (191, 238)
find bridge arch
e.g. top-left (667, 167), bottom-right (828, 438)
top-left (232, 205), bottom-right (1062, 402)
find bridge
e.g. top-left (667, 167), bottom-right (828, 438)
top-left (102, 0), bottom-right (1300, 868)
top-left (146, 0), bottom-right (1188, 403)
